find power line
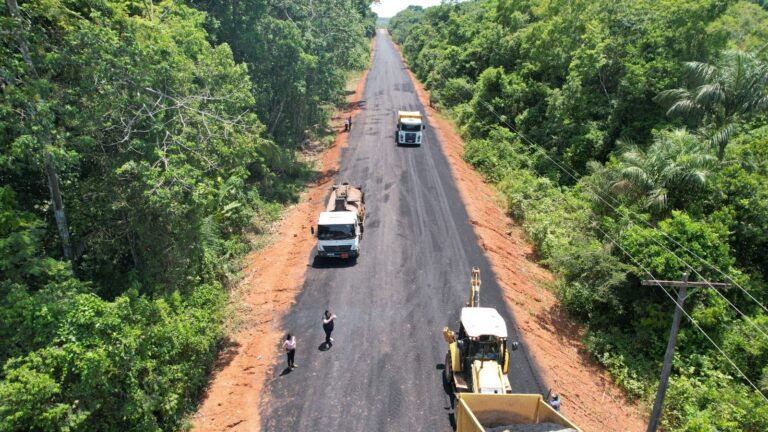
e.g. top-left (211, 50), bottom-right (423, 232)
top-left (640, 273), bottom-right (731, 432)
top-left (479, 87), bottom-right (768, 315)
top-left (596, 224), bottom-right (768, 403)
top-left (421, 70), bottom-right (768, 400)
top-left (426, 67), bottom-right (768, 328)
top-left (471, 98), bottom-right (768, 340)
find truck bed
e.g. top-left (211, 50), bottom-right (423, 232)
top-left (456, 394), bottom-right (581, 432)
top-left (326, 184), bottom-right (364, 216)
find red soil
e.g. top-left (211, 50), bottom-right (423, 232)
top-left (193, 34), bottom-right (648, 432)
top-left (190, 44), bottom-right (373, 432)
top-left (393, 42), bottom-right (648, 432)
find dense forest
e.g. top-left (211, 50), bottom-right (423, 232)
top-left (0, 0), bottom-right (373, 429)
top-left (391, 0), bottom-right (768, 430)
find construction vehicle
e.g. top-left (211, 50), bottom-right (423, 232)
top-left (443, 268), bottom-right (516, 394)
top-left (311, 183), bottom-right (365, 259)
top-left (396, 110), bottom-right (425, 145)
top-left (455, 393), bottom-right (581, 432)
top-left (444, 269), bottom-right (583, 432)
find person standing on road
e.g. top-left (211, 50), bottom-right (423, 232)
top-left (347, 116), bottom-right (352, 132)
top-left (322, 310), bottom-right (336, 347)
top-left (282, 334), bottom-right (297, 369)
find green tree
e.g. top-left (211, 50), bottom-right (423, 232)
top-left (595, 129), bottom-right (717, 215)
top-left (391, 3), bottom-right (768, 429)
top-left (190, 0), bottom-right (374, 146)
top-left (3, 0), bottom-right (74, 262)
top-left (1, 0), bottom-right (375, 429)
top-left (705, 126), bottom-right (768, 276)
top-left (388, 6), bottom-right (425, 44)
top-left (657, 50), bottom-right (768, 159)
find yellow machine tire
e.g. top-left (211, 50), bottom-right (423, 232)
top-left (443, 352), bottom-right (454, 393)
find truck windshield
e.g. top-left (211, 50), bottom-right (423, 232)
top-left (401, 123), bottom-right (422, 132)
top-left (318, 224), bottom-right (355, 240)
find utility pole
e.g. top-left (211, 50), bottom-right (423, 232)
top-left (643, 272), bottom-right (731, 432)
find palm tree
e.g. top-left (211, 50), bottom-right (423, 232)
top-left (588, 129), bottom-right (716, 215)
top-left (656, 50), bottom-right (768, 160)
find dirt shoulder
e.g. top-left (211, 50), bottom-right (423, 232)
top-left (393, 41), bottom-right (648, 431)
top-left (190, 50), bottom-right (372, 432)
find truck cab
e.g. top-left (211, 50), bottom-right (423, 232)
top-left (396, 111), bottom-right (425, 145)
top-left (316, 211), bottom-right (362, 258)
top-left (313, 183), bottom-right (365, 259)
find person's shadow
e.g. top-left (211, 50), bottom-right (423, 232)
top-left (279, 367), bottom-right (293, 376)
top-left (318, 342), bottom-right (332, 351)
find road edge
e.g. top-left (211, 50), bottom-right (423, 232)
top-left (389, 34), bottom-right (648, 432)
top-left (190, 37), bottom-right (375, 432)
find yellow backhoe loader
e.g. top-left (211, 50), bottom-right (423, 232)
top-left (441, 268), bottom-right (582, 431)
top-left (443, 268), bottom-right (518, 394)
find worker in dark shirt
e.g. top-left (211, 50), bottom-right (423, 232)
top-left (322, 310), bottom-right (336, 347)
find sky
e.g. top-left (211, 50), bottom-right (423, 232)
top-left (372, 0), bottom-right (444, 18)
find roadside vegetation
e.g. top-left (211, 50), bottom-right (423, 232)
top-left (0, 0), bottom-right (374, 429)
top-left (390, 1), bottom-right (768, 430)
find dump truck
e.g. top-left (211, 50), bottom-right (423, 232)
top-left (311, 183), bottom-right (365, 259)
top-left (455, 393), bottom-right (581, 432)
top-left (396, 110), bottom-right (425, 145)
top-left (443, 268), bottom-right (516, 395)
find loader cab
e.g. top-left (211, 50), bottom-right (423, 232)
top-left (442, 269), bottom-right (517, 395)
top-left (460, 333), bottom-right (503, 361)
top-left (458, 307), bottom-right (510, 367)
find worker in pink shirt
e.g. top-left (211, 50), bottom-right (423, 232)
top-left (282, 334), bottom-right (297, 369)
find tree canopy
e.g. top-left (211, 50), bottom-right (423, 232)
top-left (1, 0), bottom-right (374, 429)
top-left (391, 1), bottom-right (768, 429)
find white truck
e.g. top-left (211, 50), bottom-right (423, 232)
top-left (312, 183), bottom-right (365, 259)
top-left (396, 111), bottom-right (425, 145)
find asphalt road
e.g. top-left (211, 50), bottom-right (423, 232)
top-left (261, 30), bottom-right (545, 431)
